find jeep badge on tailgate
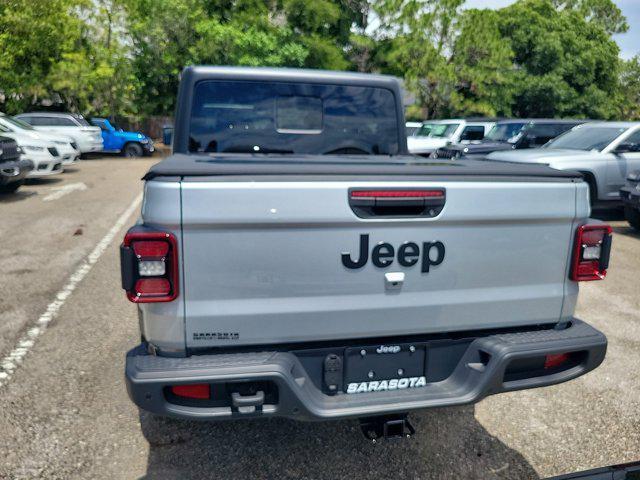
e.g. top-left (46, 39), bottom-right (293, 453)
top-left (341, 234), bottom-right (445, 272)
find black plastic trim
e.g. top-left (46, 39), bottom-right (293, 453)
top-left (143, 153), bottom-right (584, 181)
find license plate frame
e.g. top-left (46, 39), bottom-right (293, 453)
top-left (344, 343), bottom-right (426, 387)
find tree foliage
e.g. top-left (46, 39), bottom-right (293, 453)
top-left (499, 0), bottom-right (621, 118)
top-left (0, 0), bottom-right (635, 122)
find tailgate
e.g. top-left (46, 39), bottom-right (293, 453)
top-left (180, 179), bottom-right (578, 348)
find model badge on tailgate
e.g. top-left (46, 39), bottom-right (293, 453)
top-left (341, 234), bottom-right (445, 272)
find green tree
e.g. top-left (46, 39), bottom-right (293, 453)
top-left (552, 0), bottom-right (628, 35)
top-left (373, 0), bottom-right (464, 119)
top-left (499, 0), bottom-right (621, 118)
top-left (0, 0), bottom-right (83, 113)
top-left (618, 56), bottom-right (640, 120)
top-left (450, 8), bottom-right (514, 117)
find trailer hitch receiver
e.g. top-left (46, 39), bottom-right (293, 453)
top-left (359, 414), bottom-right (415, 442)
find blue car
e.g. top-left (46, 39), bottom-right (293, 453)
top-left (90, 118), bottom-right (154, 157)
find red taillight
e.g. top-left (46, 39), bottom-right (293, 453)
top-left (121, 231), bottom-right (178, 303)
top-left (570, 224), bottom-right (612, 281)
top-left (171, 384), bottom-right (210, 399)
top-left (544, 353), bottom-right (571, 369)
top-left (132, 241), bottom-right (169, 258)
top-left (350, 190), bottom-right (444, 199)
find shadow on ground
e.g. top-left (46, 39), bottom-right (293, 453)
top-left (140, 406), bottom-right (538, 480)
top-left (0, 189), bottom-right (37, 203)
top-left (25, 177), bottom-right (64, 186)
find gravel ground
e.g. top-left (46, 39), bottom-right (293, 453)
top-left (0, 159), bottom-right (638, 479)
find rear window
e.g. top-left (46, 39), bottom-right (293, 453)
top-left (189, 80), bottom-right (399, 155)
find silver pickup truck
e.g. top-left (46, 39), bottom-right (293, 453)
top-left (122, 67), bottom-right (611, 440)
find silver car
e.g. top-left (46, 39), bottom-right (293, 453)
top-left (487, 122), bottom-right (640, 205)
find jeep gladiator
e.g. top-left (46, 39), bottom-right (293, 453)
top-left (122, 67), bottom-right (610, 440)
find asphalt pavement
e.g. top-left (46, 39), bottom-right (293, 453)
top-left (0, 158), bottom-right (638, 479)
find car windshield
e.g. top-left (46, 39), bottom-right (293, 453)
top-left (189, 80), bottom-right (400, 155)
top-left (428, 123), bottom-right (459, 138)
top-left (3, 115), bottom-right (35, 131)
top-left (414, 123), bottom-right (437, 137)
top-left (545, 126), bottom-right (628, 151)
top-left (484, 122), bottom-right (526, 142)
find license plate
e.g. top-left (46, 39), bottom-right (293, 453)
top-left (344, 344), bottom-right (426, 394)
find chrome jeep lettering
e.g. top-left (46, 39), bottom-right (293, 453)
top-left (376, 345), bottom-right (401, 354)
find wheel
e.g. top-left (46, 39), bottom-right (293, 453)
top-left (0, 180), bottom-right (24, 193)
top-left (123, 143), bottom-right (144, 157)
top-left (624, 206), bottom-right (640, 231)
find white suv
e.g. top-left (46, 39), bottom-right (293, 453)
top-left (15, 112), bottom-right (103, 154)
top-left (0, 113), bottom-right (79, 165)
top-left (0, 123), bottom-right (63, 177)
top-left (407, 119), bottom-right (496, 156)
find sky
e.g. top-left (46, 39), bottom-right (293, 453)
top-left (464, 0), bottom-right (639, 59)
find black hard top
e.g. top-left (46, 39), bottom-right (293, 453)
top-left (143, 153), bottom-right (583, 181)
top-left (172, 66), bottom-right (408, 155)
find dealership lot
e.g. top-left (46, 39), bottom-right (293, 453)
top-left (0, 158), bottom-right (639, 479)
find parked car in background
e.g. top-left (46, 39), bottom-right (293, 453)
top-left (487, 122), bottom-right (640, 206)
top-left (0, 123), bottom-right (63, 177)
top-left (404, 121), bottom-right (422, 136)
top-left (620, 170), bottom-right (640, 230)
top-left (407, 118), bottom-right (496, 156)
top-left (90, 118), bottom-right (154, 157)
top-left (0, 113), bottom-right (79, 166)
top-left (433, 119), bottom-right (586, 159)
top-left (0, 135), bottom-right (33, 193)
top-left (15, 112), bottom-right (103, 155)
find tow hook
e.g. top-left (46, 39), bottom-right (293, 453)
top-left (231, 390), bottom-right (265, 414)
top-left (359, 414), bottom-right (415, 442)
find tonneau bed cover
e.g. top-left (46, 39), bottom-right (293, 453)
top-left (143, 153), bottom-right (583, 181)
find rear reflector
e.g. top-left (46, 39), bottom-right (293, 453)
top-left (135, 278), bottom-right (170, 296)
top-left (350, 190), bottom-right (444, 199)
top-left (171, 384), bottom-right (210, 399)
top-left (121, 230), bottom-right (179, 303)
top-left (570, 224), bottom-right (612, 281)
top-left (544, 353), bottom-right (571, 369)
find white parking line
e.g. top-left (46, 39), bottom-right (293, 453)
top-left (0, 193), bottom-right (143, 388)
top-left (42, 182), bottom-right (88, 202)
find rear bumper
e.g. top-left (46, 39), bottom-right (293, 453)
top-left (125, 318), bottom-right (606, 422)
